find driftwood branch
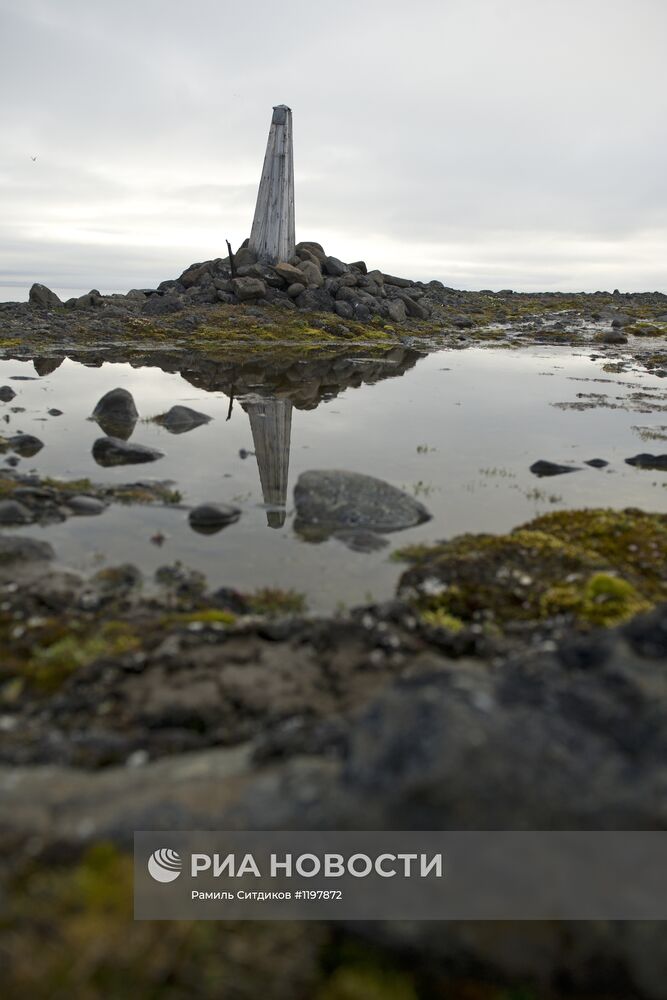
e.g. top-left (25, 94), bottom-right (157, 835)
top-left (226, 240), bottom-right (237, 279)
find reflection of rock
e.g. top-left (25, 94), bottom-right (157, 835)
top-left (159, 347), bottom-right (422, 409)
top-left (92, 388), bottom-right (139, 440)
top-left (188, 503), bottom-right (241, 534)
top-left (33, 356), bottom-right (65, 377)
top-left (625, 453), bottom-right (667, 471)
top-left (245, 398), bottom-right (293, 528)
top-left (530, 460), bottom-right (580, 477)
top-left (92, 437), bottom-right (163, 467)
top-left (333, 528), bottom-right (389, 553)
top-left (153, 405), bottom-right (212, 434)
top-left (9, 434), bottom-right (43, 458)
top-left (294, 470), bottom-right (431, 538)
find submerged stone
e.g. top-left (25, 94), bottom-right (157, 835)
top-left (9, 434), bottom-right (44, 457)
top-left (530, 460), bottom-right (580, 477)
top-left (92, 437), bottom-right (164, 467)
top-left (294, 470), bottom-right (431, 535)
top-left (0, 499), bottom-right (33, 525)
top-left (92, 388), bottom-right (139, 440)
top-left (153, 405), bottom-right (212, 434)
top-left (188, 503), bottom-right (241, 534)
top-left (625, 453), bottom-right (667, 471)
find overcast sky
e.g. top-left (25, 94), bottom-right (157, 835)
top-left (1, 0), bottom-right (666, 299)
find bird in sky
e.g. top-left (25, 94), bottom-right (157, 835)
top-left (30, 155), bottom-right (37, 161)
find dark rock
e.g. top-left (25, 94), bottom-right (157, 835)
top-left (295, 289), bottom-right (335, 312)
top-left (323, 256), bottom-right (349, 277)
top-left (48, 408), bottom-right (63, 417)
top-left (295, 241), bottom-right (327, 264)
top-left (9, 434), bottom-right (43, 457)
top-left (153, 405), bottom-right (212, 434)
top-left (397, 293), bottom-right (429, 320)
top-left (0, 386), bottom-right (16, 402)
top-left (231, 246), bottom-right (258, 269)
top-left (66, 495), bottom-right (107, 516)
top-left (334, 301), bottom-right (354, 320)
top-left (625, 453), bottom-right (667, 471)
top-left (246, 263), bottom-right (284, 288)
top-left (294, 470), bottom-right (431, 535)
top-left (273, 262), bottom-right (305, 285)
top-left (91, 388), bottom-right (138, 439)
top-left (387, 299), bottom-right (408, 323)
top-left (601, 330), bottom-right (628, 345)
top-left (349, 260), bottom-right (368, 274)
top-left (142, 293), bottom-right (184, 316)
top-left (0, 534), bottom-right (53, 565)
top-left (585, 458), bottom-right (609, 468)
top-left (0, 499), bottom-right (32, 524)
top-left (453, 316), bottom-right (475, 329)
top-left (287, 282), bottom-right (305, 298)
top-left (33, 357), bottom-right (65, 376)
top-left (530, 460), bottom-right (581, 477)
top-left (188, 503), bottom-right (241, 534)
top-left (28, 283), bottom-right (62, 308)
top-left (72, 289), bottom-right (103, 310)
top-left (92, 437), bottom-right (164, 467)
top-left (611, 315), bottom-right (631, 327)
top-left (382, 273), bottom-right (413, 288)
top-left (231, 277), bottom-right (267, 302)
top-left (353, 304), bottom-right (372, 322)
top-left (297, 260), bottom-right (323, 288)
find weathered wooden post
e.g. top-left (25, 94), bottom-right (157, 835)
top-left (248, 105), bottom-right (295, 265)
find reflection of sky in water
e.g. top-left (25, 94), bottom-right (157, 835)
top-left (1, 348), bottom-right (666, 611)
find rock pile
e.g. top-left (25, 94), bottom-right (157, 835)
top-left (29, 240), bottom-right (448, 325)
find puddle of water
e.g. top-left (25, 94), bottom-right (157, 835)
top-left (1, 346), bottom-right (666, 611)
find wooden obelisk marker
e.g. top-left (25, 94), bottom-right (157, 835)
top-left (248, 105), bottom-right (295, 265)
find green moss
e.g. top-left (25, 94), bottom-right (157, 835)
top-left (398, 508), bottom-right (667, 629)
top-left (27, 622), bottom-right (141, 690)
top-left (166, 608), bottom-right (237, 626)
top-left (528, 508), bottom-right (667, 602)
top-left (41, 476), bottom-right (95, 492)
top-left (419, 608), bottom-right (465, 632)
top-left (541, 572), bottom-right (651, 626)
top-left (316, 965), bottom-right (418, 1000)
top-left (625, 323), bottom-right (666, 337)
top-left (246, 587), bottom-right (307, 616)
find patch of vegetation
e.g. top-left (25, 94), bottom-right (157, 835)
top-left (397, 508), bottom-right (667, 629)
top-left (246, 587), bottom-right (306, 616)
top-left (20, 621), bottom-right (141, 691)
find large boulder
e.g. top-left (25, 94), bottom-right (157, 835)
top-left (324, 256), bottom-right (349, 277)
top-left (387, 299), bottom-right (408, 323)
top-left (297, 260), bottom-right (324, 288)
top-left (231, 277), bottom-right (267, 302)
top-left (91, 388), bottom-right (139, 439)
top-left (273, 262), bottom-right (305, 285)
top-left (294, 288), bottom-right (335, 312)
top-left (294, 470), bottom-right (431, 537)
top-left (28, 283), bottom-right (62, 308)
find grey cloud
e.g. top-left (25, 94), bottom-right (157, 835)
top-left (1, 0), bottom-right (666, 297)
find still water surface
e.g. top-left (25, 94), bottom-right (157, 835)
top-left (2, 346), bottom-right (665, 610)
